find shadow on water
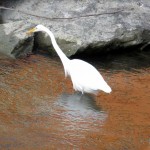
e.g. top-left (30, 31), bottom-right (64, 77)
top-left (55, 92), bottom-right (107, 119)
top-left (51, 92), bottom-right (107, 133)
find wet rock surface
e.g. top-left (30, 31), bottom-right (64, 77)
top-left (0, 0), bottom-right (150, 57)
top-left (0, 51), bottom-right (150, 150)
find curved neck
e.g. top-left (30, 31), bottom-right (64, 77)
top-left (44, 29), bottom-right (69, 63)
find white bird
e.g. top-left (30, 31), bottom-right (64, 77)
top-left (27, 25), bottom-right (112, 94)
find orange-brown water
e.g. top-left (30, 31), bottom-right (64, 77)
top-left (0, 52), bottom-right (150, 150)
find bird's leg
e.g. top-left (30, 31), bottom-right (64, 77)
top-left (74, 91), bottom-right (83, 100)
top-left (79, 92), bottom-right (84, 100)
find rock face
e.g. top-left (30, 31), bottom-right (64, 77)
top-left (0, 21), bottom-right (34, 58)
top-left (0, 0), bottom-right (150, 57)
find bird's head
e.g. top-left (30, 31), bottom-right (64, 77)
top-left (27, 24), bottom-right (46, 34)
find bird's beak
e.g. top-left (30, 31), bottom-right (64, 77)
top-left (26, 27), bottom-right (36, 35)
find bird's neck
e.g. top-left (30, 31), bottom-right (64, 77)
top-left (46, 29), bottom-right (69, 63)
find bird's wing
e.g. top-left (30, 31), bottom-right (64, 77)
top-left (69, 59), bottom-right (104, 88)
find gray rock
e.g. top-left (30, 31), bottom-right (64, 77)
top-left (0, 0), bottom-right (150, 57)
top-left (0, 21), bottom-right (34, 58)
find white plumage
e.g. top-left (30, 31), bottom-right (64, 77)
top-left (27, 25), bottom-right (112, 94)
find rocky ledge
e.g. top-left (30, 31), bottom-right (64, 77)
top-left (0, 0), bottom-right (150, 58)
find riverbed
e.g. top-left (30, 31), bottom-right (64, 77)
top-left (0, 51), bottom-right (150, 150)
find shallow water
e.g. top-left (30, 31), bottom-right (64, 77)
top-left (0, 51), bottom-right (150, 150)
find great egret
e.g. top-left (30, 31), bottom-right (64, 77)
top-left (27, 25), bottom-right (112, 94)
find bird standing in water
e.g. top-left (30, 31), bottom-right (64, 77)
top-left (27, 25), bottom-right (112, 94)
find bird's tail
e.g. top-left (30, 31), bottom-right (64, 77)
top-left (99, 82), bottom-right (112, 93)
top-left (104, 85), bottom-right (112, 93)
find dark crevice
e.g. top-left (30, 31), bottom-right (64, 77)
top-left (0, 9), bottom-right (4, 24)
top-left (11, 37), bottom-right (34, 58)
top-left (31, 32), bottom-right (57, 57)
top-left (71, 49), bottom-right (150, 71)
top-left (71, 42), bottom-right (150, 59)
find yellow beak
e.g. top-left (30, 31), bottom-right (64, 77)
top-left (26, 28), bottom-right (36, 35)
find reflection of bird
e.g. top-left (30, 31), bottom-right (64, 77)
top-left (27, 25), bottom-right (112, 94)
top-left (58, 93), bottom-right (101, 113)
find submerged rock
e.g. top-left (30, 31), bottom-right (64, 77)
top-left (0, 0), bottom-right (150, 57)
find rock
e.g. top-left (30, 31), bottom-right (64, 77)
top-left (0, 0), bottom-right (150, 57)
top-left (0, 21), bottom-right (34, 58)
